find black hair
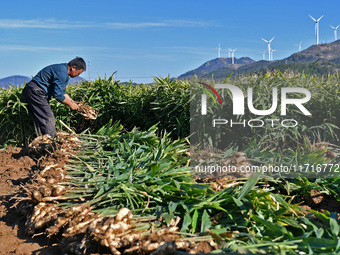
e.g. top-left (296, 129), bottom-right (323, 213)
top-left (68, 57), bottom-right (86, 71)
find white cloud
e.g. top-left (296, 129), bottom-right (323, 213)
top-left (163, 20), bottom-right (213, 27)
top-left (0, 19), bottom-right (92, 29)
top-left (0, 44), bottom-right (109, 52)
top-left (0, 18), bottom-right (213, 30)
top-left (106, 20), bottom-right (213, 29)
top-left (0, 45), bottom-right (65, 51)
top-left (106, 22), bottom-right (167, 29)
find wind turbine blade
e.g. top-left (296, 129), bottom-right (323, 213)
top-left (269, 36), bottom-right (275, 42)
top-left (309, 14), bottom-right (316, 22)
top-left (261, 38), bottom-right (268, 43)
top-left (317, 15), bottom-right (324, 22)
top-left (330, 25), bottom-right (335, 29)
top-left (337, 25), bottom-right (340, 29)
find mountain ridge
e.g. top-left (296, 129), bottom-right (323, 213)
top-left (178, 57), bottom-right (255, 80)
top-left (0, 75), bottom-right (86, 89)
top-left (178, 40), bottom-right (340, 80)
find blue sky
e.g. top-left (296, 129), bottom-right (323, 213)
top-left (1, 0), bottom-right (339, 83)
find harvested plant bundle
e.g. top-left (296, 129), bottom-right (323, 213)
top-left (19, 126), bottom-right (216, 254)
top-left (76, 101), bottom-right (99, 120)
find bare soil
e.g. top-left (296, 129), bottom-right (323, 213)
top-left (0, 146), bottom-right (60, 254)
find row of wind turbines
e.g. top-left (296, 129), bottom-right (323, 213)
top-left (217, 14), bottom-right (340, 63)
top-left (216, 44), bottom-right (237, 64)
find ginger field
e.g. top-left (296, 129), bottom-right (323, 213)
top-left (1, 73), bottom-right (340, 254)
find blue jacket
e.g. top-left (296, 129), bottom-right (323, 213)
top-left (32, 63), bottom-right (70, 102)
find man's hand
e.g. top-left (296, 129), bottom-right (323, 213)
top-left (69, 101), bottom-right (79, 111)
top-left (62, 94), bottom-right (79, 110)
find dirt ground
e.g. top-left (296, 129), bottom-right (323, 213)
top-left (0, 146), bottom-right (60, 254)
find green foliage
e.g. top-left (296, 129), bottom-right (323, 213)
top-left (2, 73), bottom-right (339, 151)
top-left (2, 73), bottom-right (340, 253)
top-left (0, 86), bottom-right (35, 146)
top-left (191, 74), bottom-right (340, 152)
top-left (215, 177), bottom-right (340, 254)
top-left (64, 124), bottom-right (340, 253)
top-left (64, 122), bottom-right (202, 223)
top-left (56, 75), bottom-right (190, 140)
top-left (0, 75), bottom-right (190, 146)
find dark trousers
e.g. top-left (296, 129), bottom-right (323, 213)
top-left (23, 81), bottom-right (56, 138)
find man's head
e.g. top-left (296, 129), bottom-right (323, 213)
top-left (68, 57), bottom-right (86, 78)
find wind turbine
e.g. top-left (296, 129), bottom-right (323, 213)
top-left (295, 41), bottom-right (302, 52)
top-left (215, 42), bottom-right (222, 58)
top-left (261, 37), bottom-right (275, 61)
top-left (309, 14), bottom-right (324, 45)
top-left (330, 25), bottom-right (340, 41)
top-left (231, 48), bottom-right (237, 64)
top-left (271, 49), bottom-right (277, 61)
top-left (259, 50), bottom-right (266, 60)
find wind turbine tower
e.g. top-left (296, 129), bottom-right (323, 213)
top-left (261, 37), bottom-right (275, 61)
top-left (330, 25), bottom-right (340, 41)
top-left (216, 42), bottom-right (222, 58)
top-left (309, 14), bottom-right (324, 45)
top-left (295, 41), bottom-right (302, 52)
top-left (227, 48), bottom-right (232, 58)
top-left (271, 49), bottom-right (277, 61)
top-left (231, 48), bottom-right (237, 65)
top-left (260, 51), bottom-right (266, 60)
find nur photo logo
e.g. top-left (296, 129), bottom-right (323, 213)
top-left (199, 82), bottom-right (312, 128)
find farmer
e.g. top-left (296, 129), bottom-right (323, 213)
top-left (23, 57), bottom-right (86, 138)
